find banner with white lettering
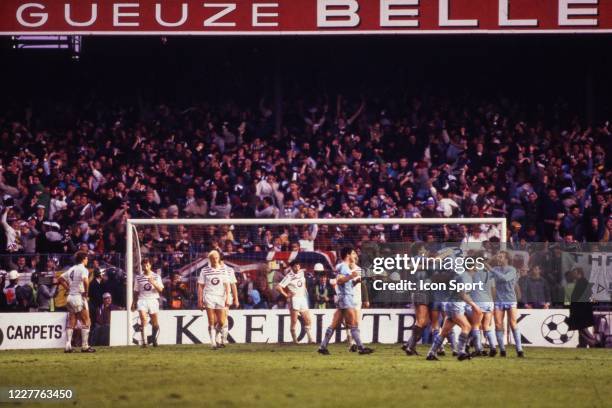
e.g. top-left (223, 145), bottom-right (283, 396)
top-left (1, 0), bottom-right (611, 35)
top-left (109, 308), bottom-right (584, 348)
top-left (0, 312), bottom-right (66, 350)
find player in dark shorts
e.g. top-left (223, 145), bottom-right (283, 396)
top-left (402, 245), bottom-right (432, 356)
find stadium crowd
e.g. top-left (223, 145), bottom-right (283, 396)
top-left (0, 93), bottom-right (611, 312)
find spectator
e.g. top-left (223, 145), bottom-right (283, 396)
top-left (255, 197), bottom-right (279, 219)
top-left (91, 292), bottom-right (121, 346)
top-left (88, 268), bottom-right (107, 321)
top-left (35, 273), bottom-right (57, 312)
top-left (184, 193), bottom-right (208, 218)
top-left (523, 265), bottom-right (551, 309)
top-left (567, 268), bottom-right (597, 348)
top-left (298, 228), bottom-right (316, 251)
top-left (245, 289), bottom-right (264, 309)
top-left (0, 88), bottom-right (610, 314)
top-left (313, 268), bottom-right (333, 309)
top-left (1, 270), bottom-right (32, 312)
top-left (1, 207), bottom-right (19, 252)
top-left (166, 274), bottom-right (191, 309)
top-left (10, 255), bottom-right (34, 274)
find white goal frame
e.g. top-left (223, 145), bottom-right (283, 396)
top-left (124, 217), bottom-right (506, 346)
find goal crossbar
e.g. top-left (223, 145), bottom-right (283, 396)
top-left (127, 217), bottom-right (506, 227)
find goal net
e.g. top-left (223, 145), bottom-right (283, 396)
top-left (126, 218), bottom-right (506, 327)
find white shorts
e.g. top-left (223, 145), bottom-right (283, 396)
top-left (290, 296), bottom-right (309, 311)
top-left (137, 298), bottom-right (160, 314)
top-left (67, 294), bottom-right (86, 314)
top-left (204, 294), bottom-right (226, 310)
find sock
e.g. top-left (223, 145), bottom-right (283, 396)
top-left (512, 328), bottom-right (523, 352)
top-left (152, 326), bottom-right (159, 343)
top-left (457, 332), bottom-right (469, 355)
top-left (408, 325), bottom-right (424, 349)
top-left (81, 328), bottom-right (89, 349)
top-left (320, 327), bottom-right (334, 349)
top-left (486, 329), bottom-right (496, 349)
top-left (290, 328), bottom-right (298, 343)
top-left (432, 329), bottom-right (440, 344)
top-left (215, 323), bottom-right (223, 344)
top-left (209, 326), bottom-right (217, 347)
top-left (471, 329), bottom-right (482, 352)
top-left (428, 332), bottom-right (445, 357)
top-left (346, 328), bottom-right (355, 345)
top-left (349, 327), bottom-right (364, 349)
top-left (496, 330), bottom-right (506, 351)
top-left (222, 323), bottom-right (229, 344)
top-left (448, 332), bottom-right (457, 352)
top-left (432, 329), bottom-right (442, 351)
top-left (305, 326), bottom-right (314, 343)
top-left (65, 328), bottom-right (73, 348)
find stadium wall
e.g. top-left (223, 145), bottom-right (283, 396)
top-left (106, 308), bottom-right (587, 349)
top-left (2, 309), bottom-right (606, 350)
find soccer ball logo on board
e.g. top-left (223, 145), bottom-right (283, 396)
top-left (541, 314), bottom-right (574, 345)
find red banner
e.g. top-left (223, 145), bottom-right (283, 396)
top-left (1, 0), bottom-right (611, 35)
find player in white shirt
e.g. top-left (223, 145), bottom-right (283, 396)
top-left (131, 258), bottom-right (164, 348)
top-left (216, 257), bottom-right (239, 347)
top-left (197, 250), bottom-right (230, 349)
top-left (58, 251), bottom-right (95, 353)
top-left (276, 260), bottom-right (314, 343)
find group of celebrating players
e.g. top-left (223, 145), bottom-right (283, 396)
top-left (403, 250), bottom-right (525, 361)
top-left (59, 244), bottom-right (524, 360)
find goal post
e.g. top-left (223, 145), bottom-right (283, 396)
top-left (124, 217), bottom-right (507, 346)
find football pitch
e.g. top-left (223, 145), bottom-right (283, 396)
top-left (1, 345), bottom-right (610, 408)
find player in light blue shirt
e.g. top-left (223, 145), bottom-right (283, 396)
top-left (426, 270), bottom-right (481, 361)
top-left (317, 246), bottom-right (374, 355)
top-left (488, 251), bottom-right (524, 358)
top-left (429, 270), bottom-right (457, 357)
top-left (403, 251), bottom-right (432, 356)
top-left (466, 263), bottom-right (495, 356)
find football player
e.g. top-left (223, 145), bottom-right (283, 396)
top-left (58, 251), bottom-right (95, 353)
top-left (429, 271), bottom-right (456, 356)
top-left (317, 247), bottom-right (374, 355)
top-left (197, 250), bottom-right (230, 349)
top-left (489, 251), bottom-right (524, 358)
top-left (425, 270), bottom-right (480, 361)
top-left (465, 256), bottom-right (496, 357)
top-left (216, 257), bottom-right (239, 347)
top-left (276, 260), bottom-right (314, 343)
top-left (346, 256), bottom-right (369, 352)
top-left (131, 258), bottom-right (164, 348)
top-left (403, 244), bottom-right (432, 356)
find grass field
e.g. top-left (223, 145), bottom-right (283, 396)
top-left (1, 344), bottom-right (611, 408)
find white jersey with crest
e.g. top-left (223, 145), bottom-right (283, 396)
top-left (223, 264), bottom-right (237, 303)
top-left (198, 265), bottom-right (229, 297)
top-left (61, 264), bottom-right (89, 295)
top-left (279, 270), bottom-right (307, 298)
top-left (134, 272), bottom-right (163, 299)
